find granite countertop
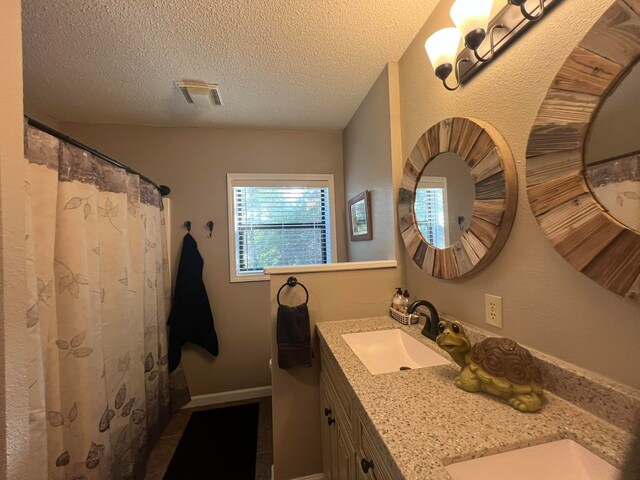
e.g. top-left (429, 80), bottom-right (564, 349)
top-left (317, 316), bottom-right (637, 480)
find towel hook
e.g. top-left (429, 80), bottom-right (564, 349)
top-left (277, 276), bottom-right (309, 306)
top-left (184, 220), bottom-right (191, 232)
top-left (207, 220), bottom-right (214, 238)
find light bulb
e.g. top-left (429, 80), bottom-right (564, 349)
top-left (425, 28), bottom-right (461, 74)
top-left (450, 0), bottom-right (493, 38)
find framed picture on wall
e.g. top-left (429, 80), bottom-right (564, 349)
top-left (347, 190), bottom-right (372, 241)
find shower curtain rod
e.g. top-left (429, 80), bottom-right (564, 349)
top-left (25, 116), bottom-right (171, 197)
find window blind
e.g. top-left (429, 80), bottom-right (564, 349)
top-left (233, 186), bottom-right (331, 275)
top-left (415, 187), bottom-right (446, 248)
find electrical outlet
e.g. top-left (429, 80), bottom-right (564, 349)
top-left (485, 294), bottom-right (503, 328)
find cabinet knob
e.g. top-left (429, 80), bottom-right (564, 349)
top-left (361, 458), bottom-right (374, 473)
top-left (327, 416), bottom-right (335, 426)
top-left (324, 408), bottom-right (332, 417)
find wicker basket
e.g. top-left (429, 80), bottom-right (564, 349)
top-left (389, 307), bottom-right (418, 325)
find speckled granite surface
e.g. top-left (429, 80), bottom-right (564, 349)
top-left (317, 317), bottom-right (640, 480)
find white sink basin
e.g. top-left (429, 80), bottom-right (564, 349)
top-left (341, 329), bottom-right (449, 375)
top-left (445, 439), bottom-right (620, 480)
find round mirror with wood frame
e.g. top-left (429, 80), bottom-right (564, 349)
top-left (526, 0), bottom-right (640, 303)
top-left (399, 117), bottom-right (518, 279)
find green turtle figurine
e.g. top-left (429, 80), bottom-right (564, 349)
top-left (436, 320), bottom-right (544, 413)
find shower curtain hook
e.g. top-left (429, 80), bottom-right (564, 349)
top-left (207, 221), bottom-right (214, 238)
top-left (184, 221), bottom-right (191, 232)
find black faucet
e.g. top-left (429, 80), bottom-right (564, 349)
top-left (407, 300), bottom-right (440, 341)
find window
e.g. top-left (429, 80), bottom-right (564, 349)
top-left (415, 177), bottom-right (449, 248)
top-left (227, 174), bottom-right (337, 282)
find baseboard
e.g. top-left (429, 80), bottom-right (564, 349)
top-left (181, 385), bottom-right (272, 409)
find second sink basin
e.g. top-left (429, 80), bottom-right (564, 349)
top-left (445, 439), bottom-right (620, 480)
top-left (341, 329), bottom-right (450, 375)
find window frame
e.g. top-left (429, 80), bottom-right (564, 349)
top-left (226, 173), bottom-right (338, 283)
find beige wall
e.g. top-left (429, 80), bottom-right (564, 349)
top-left (399, 0), bottom-right (640, 389)
top-left (342, 65), bottom-right (396, 262)
top-left (388, 63), bottom-right (407, 271)
top-left (58, 123), bottom-right (346, 396)
top-left (0, 1), bottom-right (29, 478)
top-left (269, 266), bottom-right (402, 479)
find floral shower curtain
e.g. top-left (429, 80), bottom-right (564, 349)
top-left (24, 123), bottom-right (190, 480)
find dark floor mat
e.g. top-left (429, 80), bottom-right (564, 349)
top-left (163, 403), bottom-right (260, 480)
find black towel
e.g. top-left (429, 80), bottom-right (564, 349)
top-left (277, 303), bottom-right (312, 369)
top-left (168, 233), bottom-right (218, 372)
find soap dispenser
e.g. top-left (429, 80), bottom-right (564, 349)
top-left (401, 290), bottom-right (411, 313)
top-left (392, 288), bottom-right (403, 311)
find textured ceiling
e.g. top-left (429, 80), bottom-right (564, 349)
top-left (23, 1), bottom-right (437, 130)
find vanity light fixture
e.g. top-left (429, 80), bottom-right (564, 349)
top-left (508, 0), bottom-right (546, 21)
top-left (425, 0), bottom-right (560, 91)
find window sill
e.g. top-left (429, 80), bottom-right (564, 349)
top-left (263, 260), bottom-right (397, 275)
top-left (230, 273), bottom-right (271, 283)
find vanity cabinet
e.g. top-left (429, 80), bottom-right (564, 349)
top-left (320, 343), bottom-right (393, 480)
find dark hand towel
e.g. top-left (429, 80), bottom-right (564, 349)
top-left (168, 233), bottom-right (218, 372)
top-left (277, 303), bottom-right (312, 369)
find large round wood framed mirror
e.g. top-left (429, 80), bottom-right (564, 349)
top-left (398, 117), bottom-right (518, 279)
top-left (526, 0), bottom-right (640, 303)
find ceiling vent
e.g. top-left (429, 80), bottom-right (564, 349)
top-left (176, 80), bottom-right (223, 109)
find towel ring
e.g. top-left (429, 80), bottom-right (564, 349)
top-left (277, 276), bottom-right (309, 306)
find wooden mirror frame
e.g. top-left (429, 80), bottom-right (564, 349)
top-left (526, 0), bottom-right (640, 303)
top-left (398, 117), bottom-right (518, 279)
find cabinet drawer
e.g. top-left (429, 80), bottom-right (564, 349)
top-left (321, 370), bottom-right (351, 437)
top-left (356, 411), bottom-right (393, 480)
top-left (321, 343), bottom-right (354, 431)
